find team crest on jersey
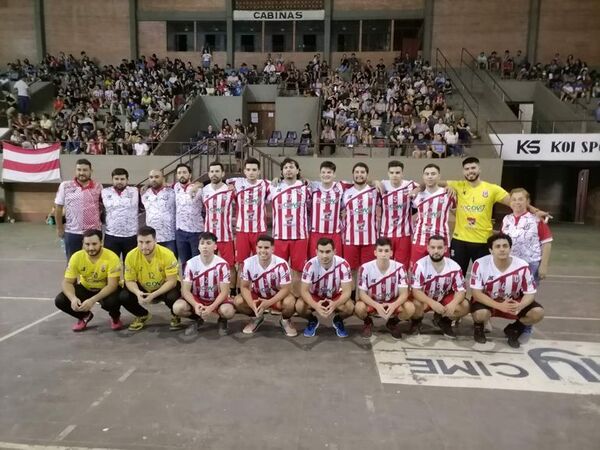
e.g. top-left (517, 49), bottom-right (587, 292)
top-left (512, 274), bottom-right (520, 284)
top-left (100, 265), bottom-right (106, 272)
top-left (482, 190), bottom-right (489, 198)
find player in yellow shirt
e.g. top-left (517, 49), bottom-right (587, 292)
top-left (54, 229), bottom-right (123, 332)
top-left (447, 157), bottom-right (549, 275)
top-left (119, 226), bottom-right (181, 331)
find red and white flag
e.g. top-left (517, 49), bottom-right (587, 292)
top-left (1, 142), bottom-right (62, 182)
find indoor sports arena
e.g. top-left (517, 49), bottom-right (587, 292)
top-left (0, 1), bottom-right (599, 449)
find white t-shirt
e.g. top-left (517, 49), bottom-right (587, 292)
top-left (14, 79), bottom-right (29, 97)
top-left (134, 142), bottom-right (149, 156)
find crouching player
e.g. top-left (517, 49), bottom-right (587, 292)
top-left (354, 237), bottom-right (414, 339)
top-left (410, 235), bottom-right (469, 338)
top-left (470, 233), bottom-right (544, 347)
top-left (234, 235), bottom-right (297, 337)
top-left (172, 232), bottom-right (234, 336)
top-left (296, 237), bottom-right (354, 338)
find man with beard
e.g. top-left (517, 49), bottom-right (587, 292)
top-left (202, 161), bottom-right (237, 295)
top-left (141, 169), bottom-right (177, 256)
top-left (55, 159), bottom-right (103, 260)
top-left (54, 229), bottom-right (123, 331)
top-left (101, 168), bottom-right (139, 259)
top-left (174, 163), bottom-right (204, 268)
top-left (410, 235), bottom-right (469, 338)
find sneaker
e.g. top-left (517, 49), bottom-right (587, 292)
top-left (72, 312), bottom-right (94, 332)
top-left (474, 323), bottom-right (486, 343)
top-left (303, 318), bottom-right (320, 337)
top-left (110, 316), bottom-right (123, 331)
top-left (332, 315), bottom-right (348, 338)
top-left (184, 318), bottom-right (204, 336)
top-left (504, 321), bottom-right (524, 348)
top-left (389, 323), bottom-right (403, 340)
top-left (408, 318), bottom-right (422, 335)
top-left (432, 313), bottom-right (442, 328)
top-left (518, 325), bottom-right (533, 345)
top-left (218, 318), bottom-right (229, 336)
top-left (128, 313), bottom-right (152, 331)
top-left (169, 315), bottom-right (185, 330)
top-left (279, 318), bottom-right (298, 337)
top-left (361, 317), bottom-right (374, 339)
top-left (437, 316), bottom-right (457, 339)
top-left (385, 317), bottom-right (400, 333)
top-left (243, 315), bottom-right (265, 334)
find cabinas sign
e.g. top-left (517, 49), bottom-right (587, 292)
top-left (372, 337), bottom-right (600, 395)
top-left (233, 10), bottom-right (325, 21)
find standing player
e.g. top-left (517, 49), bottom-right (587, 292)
top-left (174, 163), bottom-right (204, 267)
top-left (410, 164), bottom-right (455, 270)
top-left (296, 238), bottom-right (354, 338)
top-left (341, 162), bottom-right (380, 291)
top-left (377, 161), bottom-right (418, 269)
top-left (470, 233), bottom-right (544, 347)
top-left (172, 232), bottom-right (234, 336)
top-left (307, 161), bottom-right (346, 256)
top-left (141, 169), bottom-right (177, 256)
top-left (101, 168), bottom-right (139, 259)
top-left (410, 235), bottom-right (469, 338)
top-left (354, 237), bottom-right (414, 339)
top-left (202, 161), bottom-right (237, 295)
top-left (268, 158), bottom-right (309, 294)
top-left (234, 235), bottom-right (297, 337)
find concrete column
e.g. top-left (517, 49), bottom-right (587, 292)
top-left (33, 0), bottom-right (46, 61)
top-left (527, 0), bottom-right (541, 64)
top-left (323, 0), bottom-right (332, 64)
top-left (422, 0), bottom-right (434, 62)
top-left (226, 0), bottom-right (234, 66)
top-left (129, 0), bottom-right (138, 60)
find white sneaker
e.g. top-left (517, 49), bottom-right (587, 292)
top-left (242, 315), bottom-right (265, 334)
top-left (279, 318), bottom-right (298, 337)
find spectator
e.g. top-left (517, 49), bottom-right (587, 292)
top-left (429, 133), bottom-right (446, 158)
top-left (412, 132), bottom-right (429, 158)
top-left (13, 77), bottom-right (30, 114)
top-left (320, 123), bottom-right (336, 155)
top-left (133, 136), bottom-right (149, 156)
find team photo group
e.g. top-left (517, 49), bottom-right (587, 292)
top-left (53, 155), bottom-right (552, 348)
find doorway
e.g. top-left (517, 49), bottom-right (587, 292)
top-left (248, 102), bottom-right (276, 142)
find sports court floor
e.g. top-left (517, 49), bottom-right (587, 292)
top-left (0, 223), bottom-right (599, 450)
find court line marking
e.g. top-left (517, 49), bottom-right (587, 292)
top-left (55, 424), bottom-right (77, 441)
top-left (545, 316), bottom-right (600, 321)
top-left (0, 311), bottom-right (60, 343)
top-left (0, 258), bottom-right (65, 263)
top-left (118, 367), bottom-right (136, 383)
top-left (0, 296), bottom-right (52, 301)
top-left (0, 443), bottom-right (118, 450)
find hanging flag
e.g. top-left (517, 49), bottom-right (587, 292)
top-left (1, 142), bottom-right (62, 182)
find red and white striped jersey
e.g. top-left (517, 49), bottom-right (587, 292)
top-left (411, 187), bottom-right (455, 246)
top-left (202, 183), bottom-right (235, 242)
top-left (379, 179), bottom-right (418, 238)
top-left (501, 212), bottom-right (553, 263)
top-left (301, 255), bottom-right (352, 299)
top-left (308, 181), bottom-right (346, 234)
top-left (268, 181), bottom-right (309, 240)
top-left (184, 254), bottom-right (231, 302)
top-left (230, 178), bottom-right (270, 233)
top-left (358, 260), bottom-right (408, 303)
top-left (411, 256), bottom-right (466, 302)
top-left (342, 186), bottom-right (380, 245)
top-left (241, 254), bottom-right (292, 299)
top-left (470, 255), bottom-right (536, 301)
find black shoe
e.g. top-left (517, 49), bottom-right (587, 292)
top-left (218, 318), bottom-right (229, 336)
top-left (184, 318), bottom-right (204, 336)
top-left (503, 321), bottom-right (525, 339)
top-left (432, 313), bottom-right (442, 328)
top-left (385, 317), bottom-right (400, 332)
top-left (507, 336), bottom-right (521, 348)
top-left (437, 316), bottom-right (456, 339)
top-left (408, 318), bottom-right (422, 335)
top-left (474, 323), bottom-right (486, 343)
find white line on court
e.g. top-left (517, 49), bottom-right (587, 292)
top-left (546, 274), bottom-right (600, 280)
top-left (55, 424), bottom-right (77, 441)
top-left (0, 296), bottom-right (52, 301)
top-left (365, 395), bottom-right (375, 413)
top-left (0, 258), bottom-right (65, 263)
top-left (89, 389), bottom-right (113, 409)
top-left (118, 367), bottom-right (137, 383)
top-left (0, 311), bottom-right (60, 343)
top-left (0, 442), bottom-right (118, 450)
top-left (545, 316), bottom-right (600, 321)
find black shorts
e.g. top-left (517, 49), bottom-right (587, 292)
top-left (450, 239), bottom-right (490, 276)
top-left (470, 299), bottom-right (543, 319)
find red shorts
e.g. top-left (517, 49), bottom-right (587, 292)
top-left (250, 292), bottom-right (282, 311)
top-left (274, 239), bottom-right (308, 272)
top-left (217, 241), bottom-right (235, 267)
top-left (235, 232), bottom-right (260, 264)
top-left (423, 293), bottom-right (454, 313)
top-left (389, 236), bottom-right (411, 269)
top-left (194, 296), bottom-right (234, 307)
top-left (308, 232), bottom-right (343, 258)
top-left (310, 292), bottom-right (342, 305)
top-left (366, 302), bottom-right (408, 316)
top-left (343, 244), bottom-right (375, 270)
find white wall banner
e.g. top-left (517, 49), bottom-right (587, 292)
top-left (489, 133), bottom-right (600, 161)
top-left (233, 10), bottom-right (325, 21)
top-left (372, 336), bottom-right (600, 395)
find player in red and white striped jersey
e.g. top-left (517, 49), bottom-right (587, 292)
top-left (355, 238), bottom-right (414, 340)
top-left (376, 160), bottom-right (419, 269)
top-left (410, 164), bottom-right (455, 270)
top-left (410, 235), bottom-right (469, 338)
top-left (172, 232), bottom-right (235, 336)
top-left (296, 237), bottom-right (354, 338)
top-left (234, 235), bottom-right (297, 337)
top-left (308, 161), bottom-right (348, 257)
top-left (228, 158), bottom-right (271, 265)
top-left (342, 162), bottom-right (380, 281)
top-left (268, 158), bottom-right (309, 294)
top-left (470, 233), bottom-right (544, 347)
top-left (202, 162), bottom-right (237, 294)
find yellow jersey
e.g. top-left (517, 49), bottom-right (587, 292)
top-left (124, 245), bottom-right (179, 293)
top-left (65, 248), bottom-right (121, 291)
top-left (447, 180), bottom-right (508, 244)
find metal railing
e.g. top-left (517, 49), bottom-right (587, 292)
top-left (487, 119), bottom-right (600, 135)
top-left (485, 121), bottom-right (505, 158)
top-left (460, 48), bottom-right (513, 103)
top-left (246, 145), bottom-right (281, 180)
